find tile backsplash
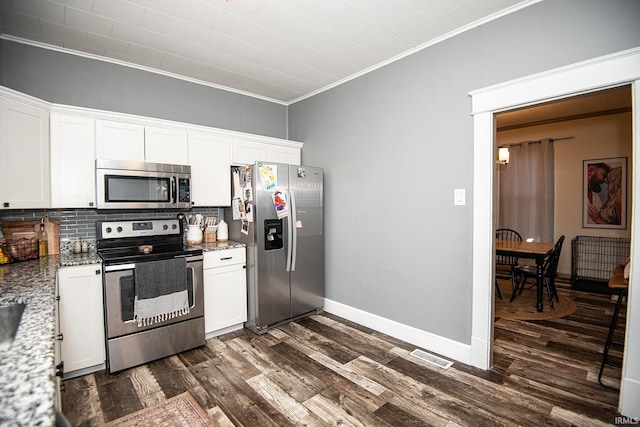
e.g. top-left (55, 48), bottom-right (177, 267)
top-left (0, 207), bottom-right (224, 245)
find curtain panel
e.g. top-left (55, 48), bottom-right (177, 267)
top-left (498, 139), bottom-right (555, 242)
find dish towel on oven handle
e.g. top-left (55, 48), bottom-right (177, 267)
top-left (133, 257), bottom-right (189, 327)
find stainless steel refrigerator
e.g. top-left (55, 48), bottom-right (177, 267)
top-left (228, 162), bottom-right (324, 334)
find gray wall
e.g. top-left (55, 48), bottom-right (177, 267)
top-left (288, 0), bottom-right (640, 344)
top-left (0, 39), bottom-right (287, 139)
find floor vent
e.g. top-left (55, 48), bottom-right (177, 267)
top-left (409, 349), bottom-right (453, 369)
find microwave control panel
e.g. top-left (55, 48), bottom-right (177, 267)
top-left (177, 178), bottom-right (191, 203)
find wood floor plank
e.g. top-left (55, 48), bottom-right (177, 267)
top-left (299, 316), bottom-right (397, 364)
top-left (271, 341), bottom-right (389, 413)
top-left (280, 321), bottom-right (361, 364)
top-left (128, 365), bottom-right (165, 408)
top-left (387, 346), bottom-right (559, 419)
top-left (95, 375), bottom-right (143, 422)
top-left (207, 405), bottom-right (236, 427)
top-left (303, 392), bottom-right (393, 427)
top-left (309, 351), bottom-right (388, 396)
top-left (192, 359), bottom-right (295, 427)
top-left (146, 355), bottom-right (218, 410)
top-left (61, 286), bottom-right (624, 426)
top-left (506, 359), bottom-right (619, 406)
top-left (353, 355), bottom-right (550, 427)
top-left (226, 336), bottom-right (327, 401)
top-left (246, 373), bottom-right (317, 425)
top-left (504, 374), bottom-right (619, 423)
top-left (60, 373), bottom-right (105, 427)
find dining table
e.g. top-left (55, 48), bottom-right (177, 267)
top-left (496, 239), bottom-right (555, 312)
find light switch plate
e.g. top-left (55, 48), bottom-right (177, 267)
top-left (454, 189), bottom-right (465, 205)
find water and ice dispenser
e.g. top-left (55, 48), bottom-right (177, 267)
top-left (264, 219), bottom-right (283, 250)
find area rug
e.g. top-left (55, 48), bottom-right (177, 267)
top-left (104, 392), bottom-right (213, 427)
top-left (495, 279), bottom-right (577, 321)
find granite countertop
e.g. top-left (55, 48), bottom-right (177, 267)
top-left (0, 253), bottom-right (101, 426)
top-left (190, 240), bottom-right (246, 252)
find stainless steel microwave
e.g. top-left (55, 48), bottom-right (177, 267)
top-left (96, 159), bottom-right (192, 209)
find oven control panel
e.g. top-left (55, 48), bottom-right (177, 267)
top-left (98, 219), bottom-right (181, 239)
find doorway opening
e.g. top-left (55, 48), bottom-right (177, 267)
top-left (492, 85), bottom-right (632, 400)
top-left (469, 47), bottom-right (640, 416)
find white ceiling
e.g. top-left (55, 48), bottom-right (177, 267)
top-left (0, 0), bottom-right (536, 104)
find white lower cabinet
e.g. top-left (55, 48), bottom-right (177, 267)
top-left (57, 264), bottom-right (105, 377)
top-left (203, 248), bottom-right (247, 337)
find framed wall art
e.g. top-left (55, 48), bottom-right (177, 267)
top-left (583, 157), bottom-right (627, 229)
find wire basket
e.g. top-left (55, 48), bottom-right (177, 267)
top-left (4, 238), bottom-right (39, 263)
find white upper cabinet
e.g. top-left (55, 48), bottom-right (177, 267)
top-left (269, 145), bottom-right (301, 165)
top-left (188, 132), bottom-right (231, 207)
top-left (232, 138), bottom-right (302, 166)
top-left (1, 87), bottom-right (304, 209)
top-left (95, 119), bottom-right (145, 161)
top-left (232, 139), bottom-right (269, 165)
top-left (50, 114), bottom-right (96, 208)
top-left (96, 120), bottom-right (189, 165)
top-left (145, 126), bottom-right (188, 165)
top-left (0, 94), bottom-right (50, 209)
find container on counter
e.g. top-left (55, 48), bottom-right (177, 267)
top-left (186, 225), bottom-right (203, 245)
top-left (217, 219), bottom-right (228, 242)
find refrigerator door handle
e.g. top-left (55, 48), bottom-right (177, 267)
top-left (285, 188), bottom-right (293, 272)
top-left (289, 189), bottom-right (298, 271)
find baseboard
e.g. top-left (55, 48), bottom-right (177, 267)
top-left (323, 298), bottom-right (472, 365)
top-left (619, 377), bottom-right (640, 418)
top-left (205, 323), bottom-right (244, 340)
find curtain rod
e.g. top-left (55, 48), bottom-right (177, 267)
top-left (499, 136), bottom-right (573, 148)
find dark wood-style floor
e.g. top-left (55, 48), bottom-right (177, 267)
top-left (62, 281), bottom-right (626, 426)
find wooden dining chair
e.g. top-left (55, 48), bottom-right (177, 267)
top-left (495, 228), bottom-right (523, 299)
top-left (514, 235), bottom-right (565, 308)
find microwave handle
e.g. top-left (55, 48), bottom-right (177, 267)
top-left (171, 177), bottom-right (176, 204)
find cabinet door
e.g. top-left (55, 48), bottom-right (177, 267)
top-left (50, 114), bottom-right (96, 208)
top-left (188, 132), bottom-right (231, 206)
top-left (269, 145), bottom-right (300, 165)
top-left (0, 97), bottom-right (50, 209)
top-left (145, 126), bottom-right (188, 165)
top-left (95, 119), bottom-right (145, 161)
top-left (232, 139), bottom-right (269, 165)
top-left (204, 263), bottom-right (247, 333)
top-left (58, 264), bottom-right (105, 374)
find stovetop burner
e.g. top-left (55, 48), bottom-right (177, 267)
top-left (97, 218), bottom-right (202, 264)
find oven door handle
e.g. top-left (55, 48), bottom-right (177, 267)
top-left (104, 263), bottom-right (135, 272)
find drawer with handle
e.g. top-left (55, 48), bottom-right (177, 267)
top-left (203, 247), bottom-right (246, 269)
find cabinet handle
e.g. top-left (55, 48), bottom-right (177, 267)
top-left (2, 202), bottom-right (9, 208)
top-left (96, 269), bottom-right (101, 275)
top-left (89, 202), bottom-right (94, 207)
top-left (221, 257), bottom-right (232, 261)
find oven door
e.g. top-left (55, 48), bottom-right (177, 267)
top-left (103, 256), bottom-right (203, 339)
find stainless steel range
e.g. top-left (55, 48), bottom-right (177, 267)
top-left (97, 218), bottom-right (204, 373)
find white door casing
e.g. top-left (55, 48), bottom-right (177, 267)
top-left (470, 47), bottom-right (640, 417)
